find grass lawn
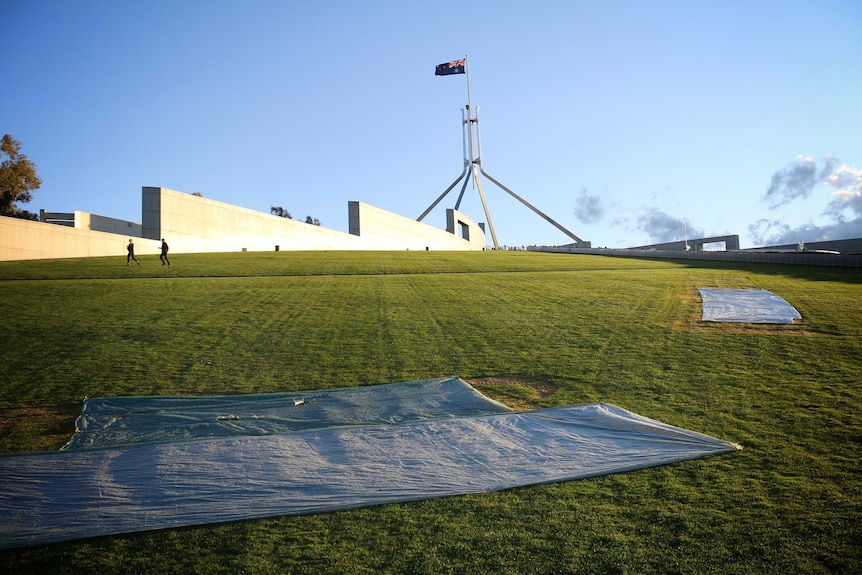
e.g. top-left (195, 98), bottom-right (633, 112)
top-left (0, 250), bottom-right (860, 574)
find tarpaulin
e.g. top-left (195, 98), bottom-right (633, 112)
top-left (698, 288), bottom-right (801, 324)
top-left (0, 378), bottom-right (740, 549)
top-left (63, 377), bottom-right (512, 450)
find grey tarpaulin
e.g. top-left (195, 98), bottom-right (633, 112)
top-left (698, 288), bottom-right (802, 324)
top-left (0, 378), bottom-right (740, 549)
top-left (62, 377), bottom-right (513, 450)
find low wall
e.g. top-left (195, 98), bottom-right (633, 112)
top-left (0, 216), bottom-right (159, 261)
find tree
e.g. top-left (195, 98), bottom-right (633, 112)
top-left (13, 209), bottom-right (38, 221)
top-left (304, 216), bottom-right (320, 226)
top-left (0, 135), bottom-right (42, 217)
top-left (271, 206), bottom-right (292, 219)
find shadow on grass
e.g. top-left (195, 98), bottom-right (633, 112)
top-left (638, 258), bottom-right (862, 284)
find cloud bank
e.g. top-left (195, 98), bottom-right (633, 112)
top-left (637, 208), bottom-right (704, 244)
top-left (762, 155), bottom-right (840, 208)
top-left (571, 156), bottom-right (861, 248)
top-left (572, 188), bottom-right (706, 246)
top-left (753, 157), bottom-right (862, 245)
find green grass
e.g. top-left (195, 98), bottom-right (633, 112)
top-left (0, 250), bottom-right (860, 574)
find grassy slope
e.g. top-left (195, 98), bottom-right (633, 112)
top-left (0, 251), bottom-right (859, 574)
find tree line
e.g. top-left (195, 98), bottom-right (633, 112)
top-left (271, 206), bottom-right (320, 226)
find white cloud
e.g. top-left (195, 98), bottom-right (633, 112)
top-left (825, 164), bottom-right (862, 194)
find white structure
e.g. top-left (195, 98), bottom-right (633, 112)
top-left (0, 187), bottom-right (486, 261)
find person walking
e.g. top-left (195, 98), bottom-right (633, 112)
top-left (127, 239), bottom-right (140, 265)
top-left (160, 238), bottom-right (171, 266)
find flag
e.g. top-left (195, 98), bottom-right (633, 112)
top-left (435, 59), bottom-right (465, 76)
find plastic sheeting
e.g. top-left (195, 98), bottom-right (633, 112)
top-left (63, 377), bottom-right (513, 450)
top-left (698, 288), bottom-right (801, 324)
top-left (0, 379), bottom-right (740, 550)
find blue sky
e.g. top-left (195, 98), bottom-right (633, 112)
top-left (3, 0), bottom-right (861, 249)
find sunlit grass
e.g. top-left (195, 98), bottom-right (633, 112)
top-left (1, 251), bottom-right (860, 574)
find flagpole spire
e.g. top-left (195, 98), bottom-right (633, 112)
top-left (465, 54), bottom-right (472, 113)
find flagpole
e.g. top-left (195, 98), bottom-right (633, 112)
top-left (465, 54), bottom-right (472, 113)
top-left (464, 54), bottom-right (476, 182)
top-left (424, 54), bottom-right (587, 248)
top-left (419, 56), bottom-right (472, 224)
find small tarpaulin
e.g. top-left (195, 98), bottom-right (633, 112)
top-left (0, 377), bottom-right (740, 550)
top-left (698, 288), bottom-right (801, 324)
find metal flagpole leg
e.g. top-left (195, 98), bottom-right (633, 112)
top-left (453, 163), bottom-right (473, 210)
top-left (418, 167), bottom-right (467, 222)
top-left (473, 166), bottom-right (499, 249)
top-left (473, 107), bottom-right (584, 244)
top-left (418, 109), bottom-right (469, 222)
top-left (465, 96), bottom-right (500, 248)
top-left (479, 167), bottom-right (582, 243)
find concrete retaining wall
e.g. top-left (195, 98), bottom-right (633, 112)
top-left (0, 216), bottom-right (160, 261)
top-left (531, 246), bottom-right (862, 268)
top-left (1, 186), bottom-right (485, 261)
top-left (348, 202), bottom-right (486, 251)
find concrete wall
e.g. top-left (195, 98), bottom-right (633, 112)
top-left (532, 246), bottom-right (862, 268)
top-left (1, 186), bottom-right (485, 261)
top-left (349, 202), bottom-right (486, 251)
top-left (0, 215), bottom-right (159, 261)
top-left (76, 211), bottom-right (143, 236)
top-left (627, 235), bottom-right (741, 251)
top-left (142, 187), bottom-right (483, 253)
top-left (142, 186), bottom-right (364, 253)
top-left (744, 238), bottom-right (862, 254)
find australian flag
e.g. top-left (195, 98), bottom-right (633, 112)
top-left (435, 59), bottom-right (466, 76)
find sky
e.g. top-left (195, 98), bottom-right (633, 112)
top-left (3, 0), bottom-right (861, 249)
